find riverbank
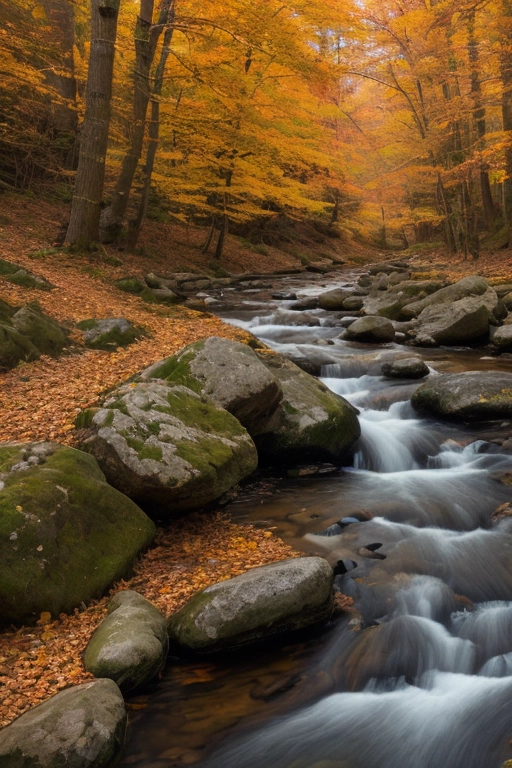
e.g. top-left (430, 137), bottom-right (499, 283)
top-left (1, 191), bottom-right (512, 734)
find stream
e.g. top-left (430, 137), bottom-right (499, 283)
top-left (120, 267), bottom-right (512, 768)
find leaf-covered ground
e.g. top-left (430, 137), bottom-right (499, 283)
top-left (1, 193), bottom-right (511, 730)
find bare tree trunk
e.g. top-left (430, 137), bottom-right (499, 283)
top-left (65, 0), bottom-right (120, 248)
top-left (41, 0), bottom-right (78, 168)
top-left (101, 0), bottom-right (174, 243)
top-left (127, 6), bottom-right (175, 250)
top-left (501, 0), bottom-right (512, 242)
top-left (468, 9), bottom-right (494, 230)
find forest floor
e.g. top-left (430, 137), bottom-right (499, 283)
top-left (0, 191), bottom-right (511, 729)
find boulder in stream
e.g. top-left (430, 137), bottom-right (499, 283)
top-left (83, 590), bottom-right (168, 692)
top-left (343, 316), bottom-right (395, 344)
top-left (411, 371), bottom-right (512, 420)
top-left (253, 351), bottom-right (360, 464)
top-left (168, 556), bottom-right (334, 654)
top-left (0, 679), bottom-right (126, 768)
top-left (381, 357), bottom-right (430, 379)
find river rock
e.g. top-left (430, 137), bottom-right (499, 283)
top-left (401, 275), bottom-right (495, 319)
top-left (318, 288), bottom-right (347, 311)
top-left (410, 295), bottom-right (493, 346)
top-left (168, 557), bottom-right (334, 654)
top-left (343, 316), bottom-right (395, 343)
top-left (0, 679), bottom-right (126, 768)
top-left (362, 279), bottom-right (445, 320)
top-left (253, 352), bottom-right (360, 464)
top-left (140, 337), bottom-right (283, 436)
top-left (78, 381), bottom-right (258, 515)
top-left (492, 324), bottom-right (512, 351)
top-left (83, 590), bottom-right (168, 692)
top-left (342, 294), bottom-right (364, 311)
top-left (78, 318), bottom-right (147, 350)
top-left (0, 442), bottom-right (155, 626)
top-left (381, 357), bottom-right (429, 379)
top-left (411, 371), bottom-right (512, 420)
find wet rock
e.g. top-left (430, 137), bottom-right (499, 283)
top-left (288, 297), bottom-right (320, 311)
top-left (411, 371), bottom-right (512, 420)
top-left (0, 679), bottom-right (126, 768)
top-left (342, 295), bottom-right (364, 311)
top-left (78, 318), bottom-right (147, 350)
top-left (78, 381), bottom-right (258, 516)
top-left (410, 296), bottom-right (493, 346)
top-left (168, 557), bottom-right (334, 654)
top-left (362, 280), bottom-right (445, 320)
top-left (253, 352), bottom-right (361, 464)
top-left (0, 442), bottom-right (155, 626)
top-left (318, 288), bottom-right (347, 311)
top-left (492, 324), bottom-right (512, 351)
top-left (84, 590), bottom-right (168, 692)
top-left (343, 316), bottom-right (395, 344)
top-left (381, 357), bottom-right (430, 379)
top-left (401, 275), bottom-right (495, 319)
top-left (140, 337), bottom-right (283, 436)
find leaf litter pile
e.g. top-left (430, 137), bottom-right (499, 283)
top-left (0, 205), bottom-right (306, 729)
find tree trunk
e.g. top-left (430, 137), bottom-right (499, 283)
top-left (501, 0), bottom-right (512, 242)
top-left (41, 0), bottom-right (78, 167)
top-left (126, 7), bottom-right (175, 250)
top-left (65, 0), bottom-right (120, 248)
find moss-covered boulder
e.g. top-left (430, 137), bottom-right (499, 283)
top-left (0, 679), bottom-right (126, 768)
top-left (114, 276), bottom-right (145, 294)
top-left (7, 268), bottom-right (53, 291)
top-left (411, 371), bottom-right (512, 421)
top-left (0, 322), bottom-right (40, 370)
top-left (168, 557), bottom-right (334, 654)
top-left (253, 352), bottom-right (360, 464)
top-left (78, 318), bottom-right (148, 350)
top-left (83, 590), bottom-right (168, 692)
top-left (78, 381), bottom-right (258, 516)
top-left (141, 337), bottom-right (283, 436)
top-left (0, 442), bottom-right (155, 626)
top-left (11, 305), bottom-right (68, 357)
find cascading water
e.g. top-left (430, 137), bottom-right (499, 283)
top-left (119, 269), bottom-right (512, 768)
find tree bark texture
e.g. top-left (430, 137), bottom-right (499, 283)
top-left (65, 0), bottom-right (120, 247)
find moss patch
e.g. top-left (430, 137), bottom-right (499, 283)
top-left (166, 388), bottom-right (247, 437)
top-left (148, 347), bottom-right (204, 394)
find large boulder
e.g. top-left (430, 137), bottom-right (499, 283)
top-left (140, 337), bottom-right (283, 436)
top-left (317, 288), bottom-right (347, 311)
top-left (0, 303), bottom-right (68, 371)
top-left (401, 275), bottom-right (495, 319)
top-left (168, 557), bottom-right (334, 654)
top-left (343, 316), bottom-right (395, 344)
top-left (83, 590), bottom-right (168, 692)
top-left (381, 357), bottom-right (430, 379)
top-left (362, 280), bottom-right (445, 320)
top-left (78, 381), bottom-right (258, 515)
top-left (411, 371), bottom-right (512, 421)
top-left (253, 352), bottom-right (360, 464)
top-left (410, 295), bottom-right (493, 346)
top-left (0, 679), bottom-right (126, 768)
top-left (0, 442), bottom-right (155, 626)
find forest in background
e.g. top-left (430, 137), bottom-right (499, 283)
top-left (2, 0), bottom-right (512, 260)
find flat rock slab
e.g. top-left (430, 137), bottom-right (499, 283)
top-left (0, 442), bottom-right (155, 626)
top-left (168, 556), bottom-right (334, 654)
top-left (141, 337), bottom-right (283, 436)
top-left (0, 679), bottom-right (126, 768)
top-left (84, 590), bottom-right (168, 692)
top-left (79, 381), bottom-right (258, 515)
top-left (411, 371), bottom-right (512, 420)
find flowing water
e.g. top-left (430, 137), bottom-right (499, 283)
top-left (120, 269), bottom-right (512, 768)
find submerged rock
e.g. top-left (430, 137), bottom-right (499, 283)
top-left (0, 679), bottom-right (126, 768)
top-left (84, 590), bottom-right (168, 692)
top-left (0, 442), bottom-right (155, 626)
top-left (168, 557), bottom-right (334, 654)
